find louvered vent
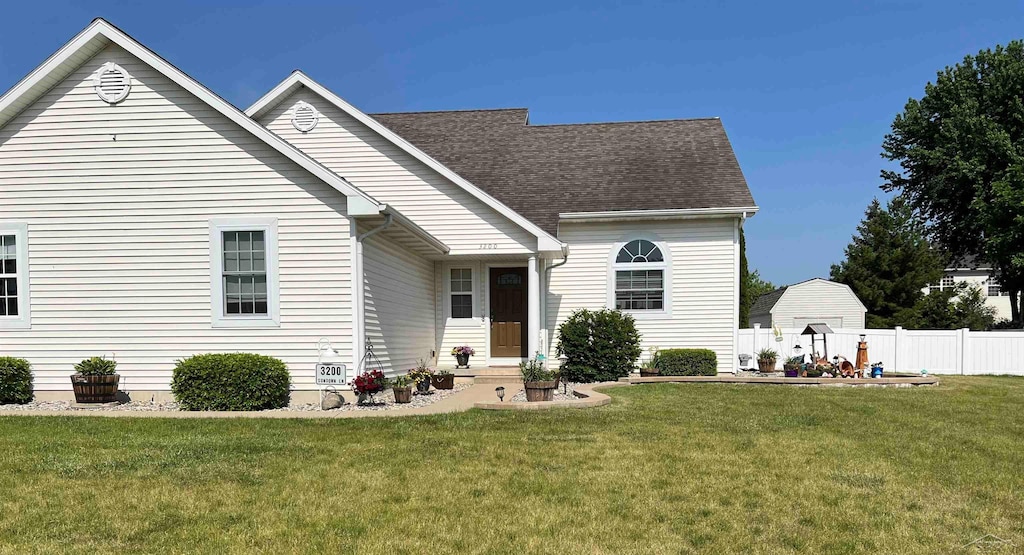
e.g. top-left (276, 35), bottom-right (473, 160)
top-left (93, 62), bottom-right (132, 104)
top-left (291, 101), bottom-right (319, 132)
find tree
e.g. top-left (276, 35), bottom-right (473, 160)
top-left (881, 40), bottom-right (1024, 326)
top-left (739, 229), bottom-right (775, 327)
top-left (831, 197), bottom-right (945, 328)
top-left (897, 283), bottom-right (996, 330)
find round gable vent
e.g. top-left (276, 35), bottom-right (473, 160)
top-left (93, 63), bottom-right (132, 104)
top-left (291, 101), bottom-right (319, 132)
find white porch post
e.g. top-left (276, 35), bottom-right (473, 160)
top-left (528, 255), bottom-right (540, 358)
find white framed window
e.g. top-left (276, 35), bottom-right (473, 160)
top-left (210, 218), bottom-right (280, 328)
top-left (450, 268), bottom-right (474, 319)
top-left (0, 223), bottom-right (29, 329)
top-left (609, 238), bottom-right (670, 317)
top-left (929, 274), bottom-right (955, 293)
top-left (986, 278), bottom-right (1007, 297)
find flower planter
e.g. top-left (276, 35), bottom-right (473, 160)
top-left (523, 379), bottom-right (559, 402)
top-left (393, 386), bottom-right (412, 404)
top-left (431, 374), bottom-right (455, 390)
top-left (757, 360), bottom-right (776, 373)
top-left (455, 354), bottom-right (470, 368)
top-left (639, 368), bottom-right (661, 377)
top-left (783, 368), bottom-right (799, 378)
top-left (415, 380), bottom-right (431, 394)
top-left (70, 373), bottom-right (120, 404)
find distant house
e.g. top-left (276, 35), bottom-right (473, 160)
top-left (923, 258), bottom-right (1012, 321)
top-left (749, 278), bottom-right (867, 329)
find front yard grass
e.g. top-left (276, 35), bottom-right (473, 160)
top-left (0, 376), bottom-right (1022, 554)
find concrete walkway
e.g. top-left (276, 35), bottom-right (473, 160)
top-left (0, 382), bottom-right (526, 419)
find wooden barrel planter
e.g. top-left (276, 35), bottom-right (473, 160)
top-left (393, 386), bottom-right (412, 404)
top-left (639, 368), bottom-right (661, 377)
top-left (524, 380), bottom-right (559, 402)
top-left (431, 374), bottom-right (455, 390)
top-left (70, 373), bottom-right (120, 404)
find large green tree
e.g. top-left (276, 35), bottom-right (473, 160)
top-left (881, 40), bottom-right (1024, 326)
top-left (739, 229), bottom-right (775, 327)
top-left (831, 197), bottom-right (945, 328)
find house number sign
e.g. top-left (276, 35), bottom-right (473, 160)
top-left (315, 363), bottom-right (347, 386)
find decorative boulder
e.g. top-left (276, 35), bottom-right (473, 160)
top-left (321, 390), bottom-right (344, 410)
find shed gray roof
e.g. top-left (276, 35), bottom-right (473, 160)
top-left (750, 286), bottom-right (787, 316)
top-left (369, 108), bottom-right (755, 234)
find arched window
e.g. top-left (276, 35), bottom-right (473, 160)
top-left (613, 239), bottom-right (666, 311)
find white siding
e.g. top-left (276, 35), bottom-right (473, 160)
top-left (362, 229), bottom-right (435, 374)
top-left (547, 219), bottom-right (740, 373)
top-left (771, 280), bottom-right (866, 329)
top-left (0, 44), bottom-right (354, 391)
top-left (257, 88), bottom-right (537, 255)
top-left (434, 261), bottom-right (488, 368)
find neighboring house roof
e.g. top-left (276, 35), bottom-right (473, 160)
top-left (946, 255), bottom-right (993, 271)
top-left (750, 286), bottom-right (788, 316)
top-left (244, 72), bottom-right (564, 251)
top-left (750, 278), bottom-right (868, 316)
top-left (0, 19), bottom-right (448, 255)
top-left (369, 108), bottom-right (757, 234)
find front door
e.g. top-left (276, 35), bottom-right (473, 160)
top-left (490, 267), bottom-right (528, 358)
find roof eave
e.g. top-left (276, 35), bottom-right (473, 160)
top-left (559, 206), bottom-right (759, 223)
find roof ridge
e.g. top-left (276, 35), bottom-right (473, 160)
top-left (369, 107), bottom-right (529, 116)
top-left (528, 116), bottom-right (721, 128)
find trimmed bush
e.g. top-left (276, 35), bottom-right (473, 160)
top-left (556, 309), bottom-right (642, 383)
top-left (171, 353), bottom-right (290, 411)
top-left (0, 357), bottom-right (33, 405)
top-left (658, 349), bottom-right (718, 376)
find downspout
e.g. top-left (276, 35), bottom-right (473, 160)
top-left (542, 246), bottom-right (569, 364)
top-left (354, 212), bottom-right (393, 371)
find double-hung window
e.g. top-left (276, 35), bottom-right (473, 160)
top-left (210, 218), bottom-right (279, 327)
top-left (450, 268), bottom-right (474, 319)
top-left (0, 223), bottom-right (29, 329)
top-left (612, 239), bottom-right (668, 315)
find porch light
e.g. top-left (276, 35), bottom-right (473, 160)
top-left (495, 386), bottom-right (505, 402)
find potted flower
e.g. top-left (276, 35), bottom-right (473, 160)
top-left (803, 363), bottom-right (831, 378)
top-left (390, 374), bottom-right (413, 404)
top-left (520, 358), bottom-right (559, 402)
top-left (783, 356), bottom-right (802, 378)
top-left (639, 347), bottom-right (661, 377)
top-left (70, 356), bottom-right (120, 404)
top-left (451, 345), bottom-right (475, 368)
top-left (409, 360), bottom-right (433, 394)
top-left (431, 369), bottom-right (455, 390)
top-left (352, 369), bottom-right (386, 405)
top-left (756, 348), bottom-right (778, 373)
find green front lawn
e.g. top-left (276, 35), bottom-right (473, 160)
top-left (1, 377), bottom-right (1022, 554)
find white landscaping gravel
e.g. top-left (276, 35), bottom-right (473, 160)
top-left (510, 382), bottom-right (580, 403)
top-left (0, 384), bottom-right (471, 413)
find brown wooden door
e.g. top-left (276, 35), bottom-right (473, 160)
top-left (490, 267), bottom-right (528, 358)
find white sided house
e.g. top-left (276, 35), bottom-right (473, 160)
top-left (0, 20), bottom-right (757, 399)
top-left (749, 278), bottom-right (867, 329)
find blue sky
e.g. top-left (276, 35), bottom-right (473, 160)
top-left (1, 1), bottom-right (1021, 285)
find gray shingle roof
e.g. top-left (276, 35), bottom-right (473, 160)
top-left (369, 108), bottom-right (755, 234)
top-left (750, 286), bottom-right (788, 316)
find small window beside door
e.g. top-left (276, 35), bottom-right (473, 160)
top-left (450, 268), bottom-right (474, 319)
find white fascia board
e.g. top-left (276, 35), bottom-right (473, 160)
top-left (379, 205), bottom-right (451, 255)
top-left (0, 19), bottom-right (381, 209)
top-left (246, 71), bottom-right (566, 251)
top-left (559, 206), bottom-right (760, 222)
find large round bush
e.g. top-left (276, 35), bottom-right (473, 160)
top-left (171, 353), bottom-right (290, 411)
top-left (556, 309), bottom-right (642, 383)
top-left (0, 357), bottom-right (33, 405)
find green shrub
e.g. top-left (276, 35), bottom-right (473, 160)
top-left (0, 357), bottom-right (33, 404)
top-left (171, 353), bottom-right (290, 411)
top-left (74, 356), bottom-right (117, 376)
top-left (556, 309), bottom-right (642, 383)
top-left (658, 349), bottom-right (718, 376)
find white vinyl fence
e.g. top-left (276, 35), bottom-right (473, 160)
top-left (739, 325), bottom-right (1024, 376)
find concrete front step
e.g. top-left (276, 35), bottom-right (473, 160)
top-left (472, 375), bottom-right (523, 385)
top-left (452, 366), bottom-right (521, 377)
